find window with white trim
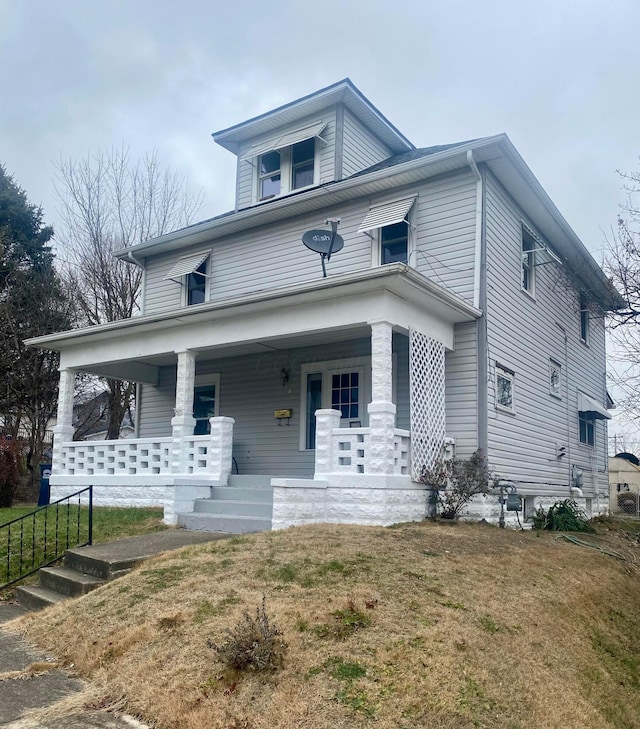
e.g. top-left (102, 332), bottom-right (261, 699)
top-left (380, 222), bottom-right (409, 264)
top-left (495, 365), bottom-right (514, 412)
top-left (549, 359), bottom-right (562, 398)
top-left (187, 258), bottom-right (208, 306)
top-left (521, 228), bottom-right (535, 295)
top-left (257, 138), bottom-right (318, 201)
top-left (579, 411), bottom-right (595, 447)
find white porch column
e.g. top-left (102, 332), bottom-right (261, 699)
top-left (314, 409), bottom-right (341, 476)
top-left (52, 368), bottom-right (76, 476)
top-left (171, 349), bottom-right (197, 474)
top-left (208, 416), bottom-right (235, 483)
top-left (367, 320), bottom-right (396, 475)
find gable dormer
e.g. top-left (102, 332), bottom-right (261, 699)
top-left (212, 78), bottom-right (414, 211)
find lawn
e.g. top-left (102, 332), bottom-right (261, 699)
top-left (0, 504), bottom-right (166, 589)
top-left (11, 518), bottom-right (640, 729)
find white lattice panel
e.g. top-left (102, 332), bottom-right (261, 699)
top-left (331, 428), bottom-right (368, 474)
top-left (409, 329), bottom-right (446, 480)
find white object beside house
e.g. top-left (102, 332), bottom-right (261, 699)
top-left (27, 79), bottom-right (621, 529)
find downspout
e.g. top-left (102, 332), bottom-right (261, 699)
top-left (468, 152), bottom-right (488, 456)
top-left (126, 250), bottom-right (146, 315)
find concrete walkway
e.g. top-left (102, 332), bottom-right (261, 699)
top-left (0, 529), bottom-right (229, 728)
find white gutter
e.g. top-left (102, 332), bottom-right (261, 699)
top-left (113, 136), bottom-right (506, 260)
top-left (467, 150), bottom-right (483, 310)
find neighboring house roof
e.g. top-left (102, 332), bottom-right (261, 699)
top-left (114, 132), bottom-right (622, 310)
top-left (613, 452), bottom-right (640, 467)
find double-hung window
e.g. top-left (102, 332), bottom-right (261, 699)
top-left (579, 412), bottom-right (595, 447)
top-left (193, 374), bottom-right (220, 435)
top-left (187, 259), bottom-right (207, 305)
top-left (247, 122), bottom-right (326, 202)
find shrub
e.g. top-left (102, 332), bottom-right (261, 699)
top-left (0, 436), bottom-right (24, 508)
top-left (208, 596), bottom-right (287, 672)
top-left (531, 499), bottom-right (594, 533)
top-left (420, 449), bottom-right (492, 519)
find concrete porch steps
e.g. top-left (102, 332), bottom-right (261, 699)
top-left (178, 473), bottom-right (275, 533)
top-left (15, 531), bottom-right (227, 612)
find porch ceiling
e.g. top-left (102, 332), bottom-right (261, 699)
top-left (27, 265), bottom-right (479, 381)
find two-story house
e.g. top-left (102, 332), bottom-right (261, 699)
top-left (28, 79), bottom-right (620, 530)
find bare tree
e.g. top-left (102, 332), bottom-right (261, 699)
top-left (606, 159), bottom-right (640, 424)
top-left (55, 146), bottom-right (203, 438)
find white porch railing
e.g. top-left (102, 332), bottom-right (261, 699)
top-left (328, 427), bottom-right (411, 475)
top-left (54, 416), bottom-right (235, 482)
top-left (61, 438), bottom-right (172, 476)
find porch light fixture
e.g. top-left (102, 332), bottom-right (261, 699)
top-left (280, 368), bottom-right (289, 386)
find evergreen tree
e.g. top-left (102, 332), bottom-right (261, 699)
top-left (0, 164), bottom-right (72, 499)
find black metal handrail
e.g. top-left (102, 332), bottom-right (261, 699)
top-left (0, 486), bottom-right (93, 589)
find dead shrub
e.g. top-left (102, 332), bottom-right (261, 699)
top-left (207, 596), bottom-right (287, 672)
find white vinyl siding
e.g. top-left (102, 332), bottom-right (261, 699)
top-left (235, 109), bottom-right (337, 210)
top-left (341, 108), bottom-right (392, 178)
top-left (138, 335), bottom-right (410, 477)
top-left (484, 170), bottom-right (608, 497)
top-left (142, 170), bottom-right (479, 315)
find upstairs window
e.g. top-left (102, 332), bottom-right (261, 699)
top-left (521, 228), bottom-right (535, 295)
top-left (380, 222), bottom-right (409, 264)
top-left (580, 293), bottom-right (589, 343)
top-left (259, 151), bottom-right (281, 200)
top-left (244, 122), bottom-right (326, 202)
top-left (358, 197), bottom-right (416, 267)
top-left (291, 138), bottom-right (315, 190)
top-left (187, 258), bottom-right (207, 305)
top-left (549, 359), bottom-right (562, 398)
top-left (579, 412), bottom-right (595, 446)
top-left (163, 251), bottom-right (210, 307)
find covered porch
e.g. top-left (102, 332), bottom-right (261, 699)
top-left (29, 265), bottom-right (479, 528)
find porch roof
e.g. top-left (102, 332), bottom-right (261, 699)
top-left (26, 265), bottom-right (479, 382)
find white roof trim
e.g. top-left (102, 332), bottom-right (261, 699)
top-left (241, 121), bottom-right (327, 161)
top-left (357, 196), bottom-right (416, 233)
top-left (578, 391), bottom-right (611, 420)
top-left (163, 252), bottom-right (209, 281)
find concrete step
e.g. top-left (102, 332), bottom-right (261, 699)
top-left (210, 486), bottom-right (273, 504)
top-left (15, 584), bottom-right (67, 611)
top-left (177, 512), bottom-right (272, 534)
top-left (193, 498), bottom-right (273, 518)
top-left (228, 474), bottom-right (273, 489)
top-left (63, 550), bottom-right (141, 581)
top-left (39, 566), bottom-right (105, 598)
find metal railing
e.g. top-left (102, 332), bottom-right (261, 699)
top-left (0, 486), bottom-right (93, 589)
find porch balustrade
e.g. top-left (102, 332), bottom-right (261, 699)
top-left (328, 426), bottom-right (411, 476)
top-left (53, 416), bottom-right (235, 481)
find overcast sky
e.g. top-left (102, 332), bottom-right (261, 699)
top-left (1, 0), bottom-right (640, 442)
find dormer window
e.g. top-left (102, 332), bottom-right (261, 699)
top-left (259, 151), bottom-right (281, 200)
top-left (241, 122), bottom-right (327, 203)
top-left (291, 138), bottom-right (315, 190)
top-left (258, 139), bottom-right (318, 200)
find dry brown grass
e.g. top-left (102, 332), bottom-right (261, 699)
top-left (9, 519), bottom-right (640, 729)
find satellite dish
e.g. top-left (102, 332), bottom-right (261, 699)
top-left (302, 219), bottom-right (343, 277)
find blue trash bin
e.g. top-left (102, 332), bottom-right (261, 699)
top-left (38, 464), bottom-right (52, 506)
